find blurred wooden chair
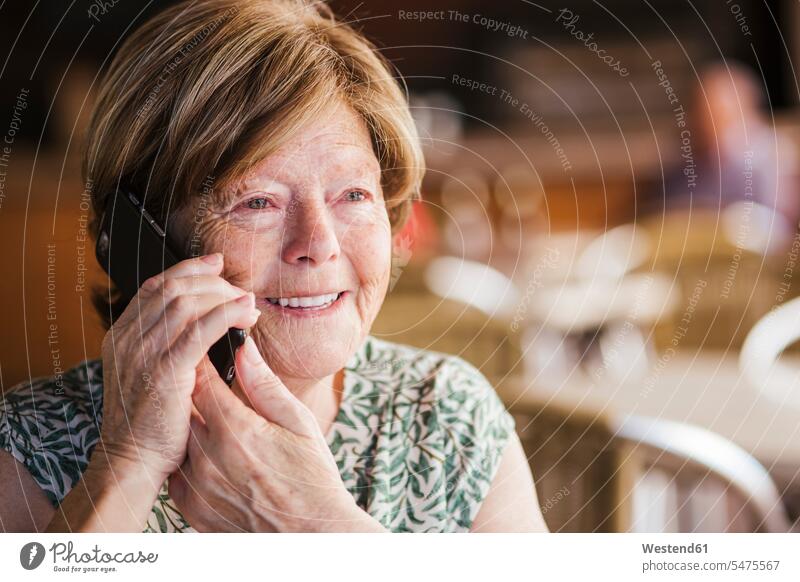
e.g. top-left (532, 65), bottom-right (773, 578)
top-left (376, 258), bottom-right (793, 533)
top-left (374, 293), bottom-right (521, 382)
top-left (373, 263), bottom-right (523, 383)
top-left (497, 378), bottom-right (792, 532)
top-left (506, 401), bottom-right (624, 532)
top-left (640, 210), bottom-right (798, 351)
top-left (611, 415), bottom-right (792, 533)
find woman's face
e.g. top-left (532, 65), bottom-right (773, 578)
top-left (180, 103), bottom-right (392, 380)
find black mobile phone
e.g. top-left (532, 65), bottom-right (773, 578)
top-left (95, 187), bottom-right (246, 385)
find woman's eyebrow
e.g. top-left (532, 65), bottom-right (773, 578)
top-left (219, 176), bottom-right (290, 200)
top-left (330, 151), bottom-right (382, 178)
top-left (211, 182), bottom-right (269, 209)
top-left (330, 140), bottom-right (380, 162)
top-left (213, 147), bottom-right (381, 204)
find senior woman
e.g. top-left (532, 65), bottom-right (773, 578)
top-left (0, 0), bottom-right (547, 533)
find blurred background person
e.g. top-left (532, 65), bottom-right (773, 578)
top-left (649, 61), bottom-right (800, 250)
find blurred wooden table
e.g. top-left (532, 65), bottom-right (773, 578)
top-left (497, 351), bottom-right (800, 479)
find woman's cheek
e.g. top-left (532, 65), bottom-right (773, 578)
top-left (339, 209), bottom-right (391, 285)
top-left (194, 219), bottom-right (278, 292)
top-left (339, 211), bottom-right (392, 326)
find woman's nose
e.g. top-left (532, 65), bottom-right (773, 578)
top-left (281, 201), bottom-right (341, 265)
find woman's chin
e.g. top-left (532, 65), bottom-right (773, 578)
top-left (252, 328), bottom-right (361, 380)
top-left (249, 294), bottom-right (371, 379)
top-left (269, 351), bottom-right (351, 380)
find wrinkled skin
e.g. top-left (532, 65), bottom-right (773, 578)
top-left (175, 101), bottom-right (392, 390)
top-left (159, 102), bottom-right (394, 531)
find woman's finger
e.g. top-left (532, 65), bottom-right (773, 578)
top-left (164, 293), bottom-right (261, 372)
top-left (116, 253), bottom-right (223, 326)
top-left (137, 275), bottom-right (248, 335)
top-left (169, 416), bottom-right (204, 509)
top-left (141, 253), bottom-right (224, 293)
top-left (168, 465), bottom-right (190, 508)
top-left (192, 357), bottom-right (248, 435)
top-left (235, 336), bottom-right (316, 436)
top-left (143, 287), bottom-right (248, 349)
top-left (187, 412), bottom-right (210, 461)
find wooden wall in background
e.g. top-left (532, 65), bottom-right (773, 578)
top-left (0, 151), bottom-right (105, 391)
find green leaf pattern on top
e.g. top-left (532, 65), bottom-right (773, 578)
top-left (0, 336), bottom-right (514, 532)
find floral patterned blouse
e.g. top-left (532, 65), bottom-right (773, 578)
top-left (0, 335), bottom-right (515, 532)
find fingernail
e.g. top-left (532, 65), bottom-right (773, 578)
top-left (236, 292), bottom-right (253, 305)
top-left (243, 336), bottom-right (262, 365)
top-left (202, 253), bottom-right (221, 264)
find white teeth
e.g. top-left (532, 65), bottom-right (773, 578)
top-left (266, 292), bottom-right (342, 309)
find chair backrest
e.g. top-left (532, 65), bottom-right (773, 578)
top-left (642, 211), bottom-right (796, 351)
top-left (372, 292), bottom-right (522, 383)
top-left (610, 414), bottom-right (792, 533)
top-left (508, 403), bottom-right (623, 532)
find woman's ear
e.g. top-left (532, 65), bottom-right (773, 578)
top-left (389, 232), bottom-right (414, 292)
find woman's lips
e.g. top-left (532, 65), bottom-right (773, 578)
top-left (259, 291), bottom-right (347, 315)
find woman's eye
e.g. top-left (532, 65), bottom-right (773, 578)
top-left (244, 197), bottom-right (271, 210)
top-left (343, 190), bottom-right (366, 202)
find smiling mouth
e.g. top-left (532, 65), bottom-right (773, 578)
top-left (265, 291), bottom-right (345, 311)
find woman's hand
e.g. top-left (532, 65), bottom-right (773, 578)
top-left (97, 254), bottom-right (261, 482)
top-left (167, 337), bottom-right (387, 532)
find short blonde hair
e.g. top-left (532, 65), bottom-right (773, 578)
top-left (84, 0), bottom-right (424, 325)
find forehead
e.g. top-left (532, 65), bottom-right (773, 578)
top-left (285, 104), bottom-right (374, 154)
top-left (227, 105), bottom-right (380, 193)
